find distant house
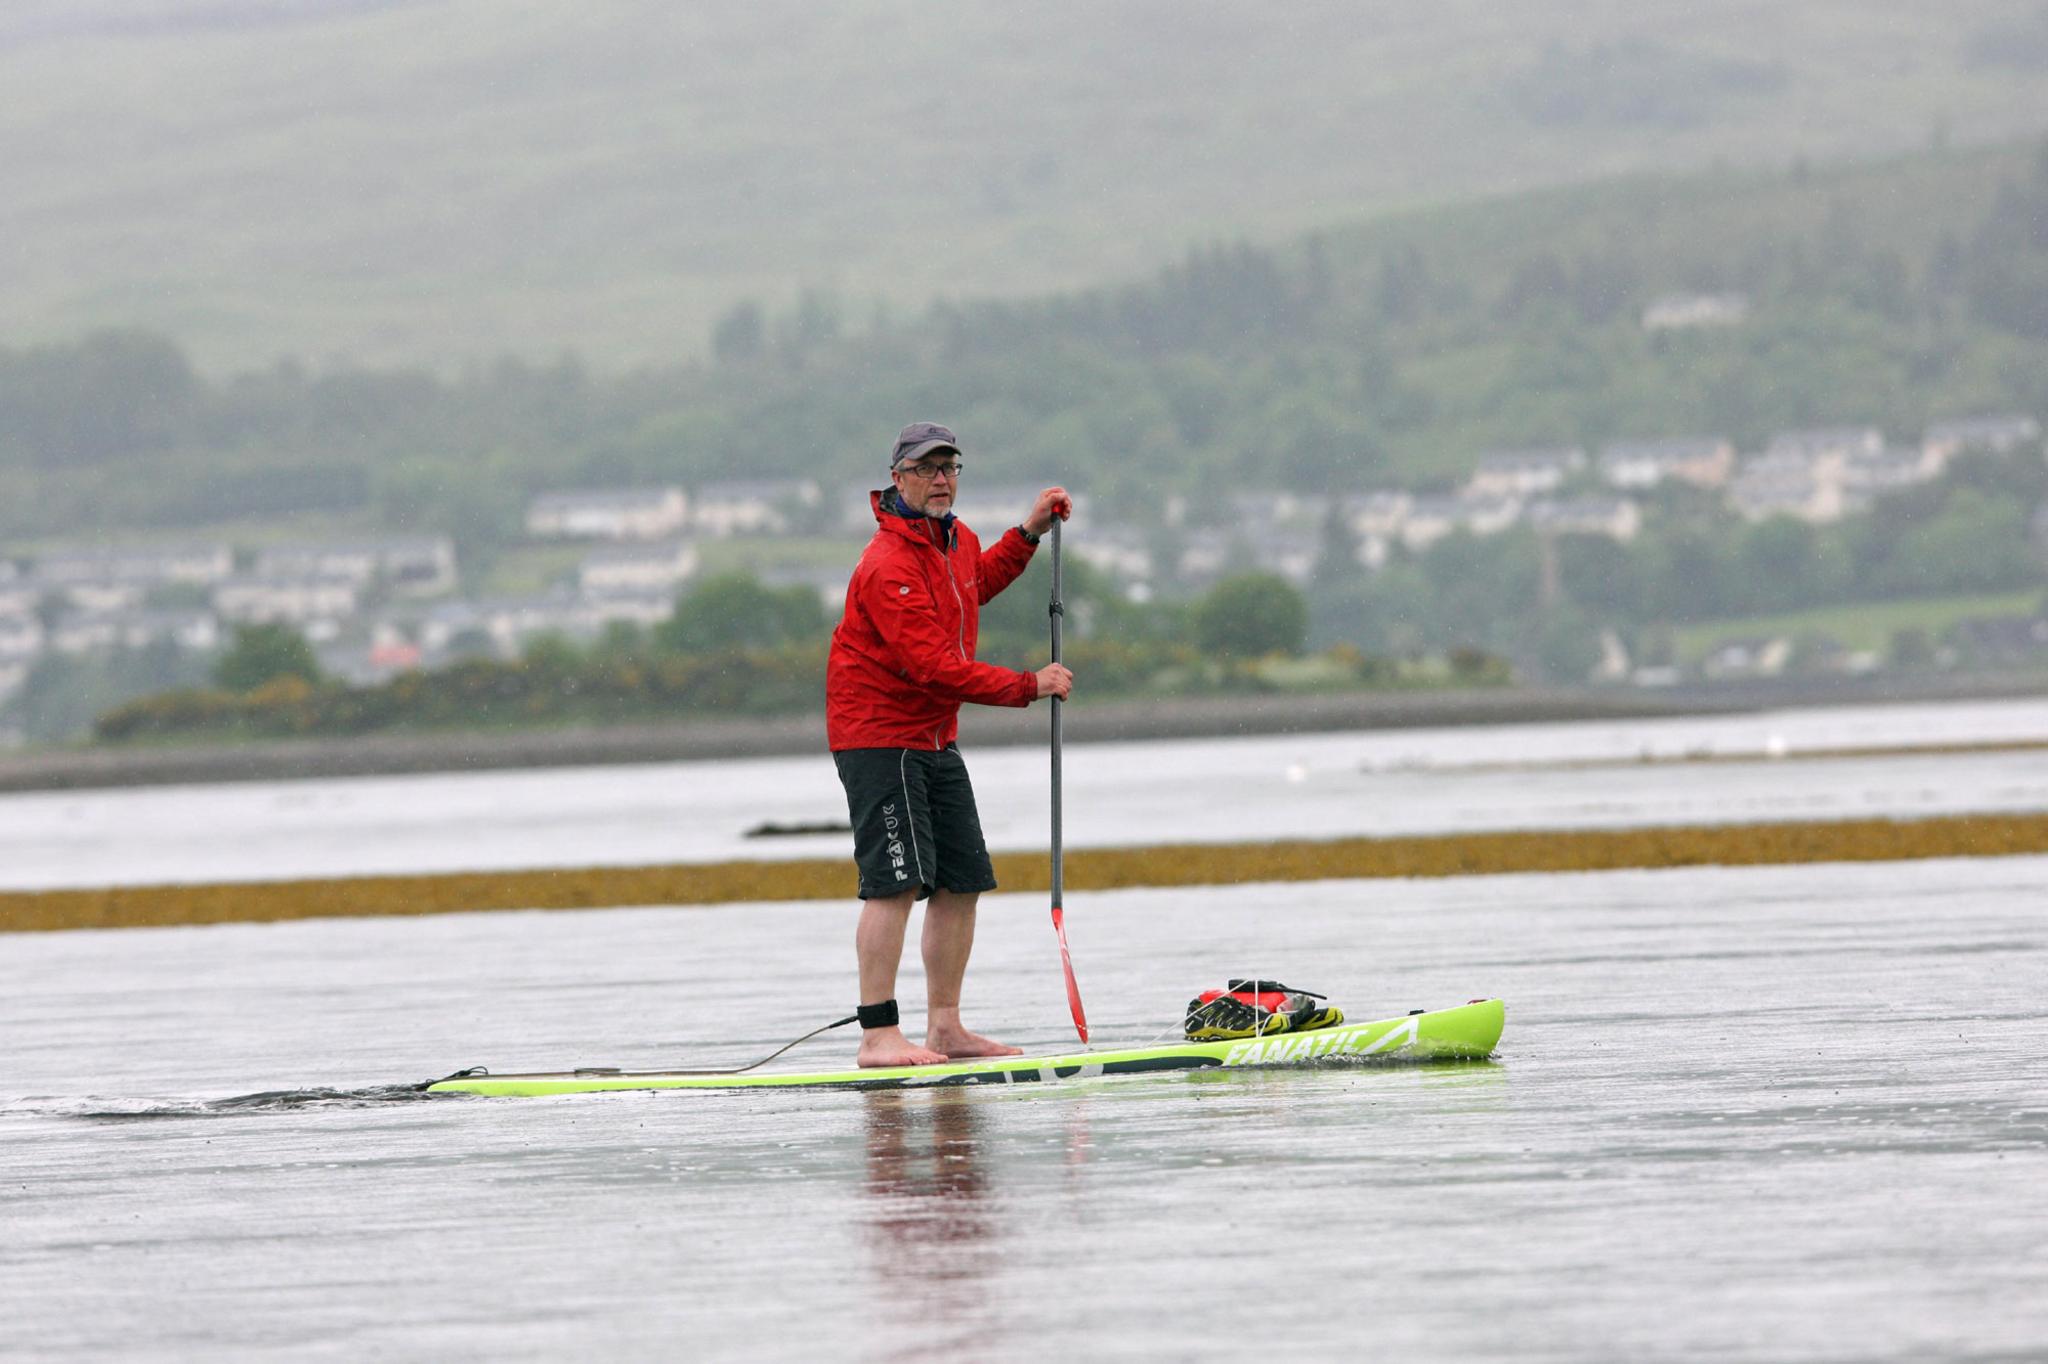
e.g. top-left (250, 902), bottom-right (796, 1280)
top-left (1465, 447), bottom-right (1587, 498)
top-left (577, 540), bottom-right (700, 596)
top-left (212, 575), bottom-right (359, 633)
top-left (0, 612), bottom-right (44, 660)
top-left (1339, 491), bottom-right (1412, 538)
top-left (50, 610), bottom-right (219, 656)
top-left (690, 479), bottom-right (822, 537)
top-left (32, 543), bottom-right (234, 588)
top-left (1947, 615), bottom-right (2048, 667)
top-left (1399, 495), bottom-right (1522, 552)
top-left (1526, 497), bottom-right (1642, 542)
top-left (1068, 530), bottom-right (1156, 587)
top-left (1598, 437), bottom-right (1735, 490)
top-left (950, 484), bottom-right (1092, 536)
top-left (1842, 446), bottom-right (1940, 503)
top-left (1176, 538), bottom-right (1233, 583)
top-left (317, 643), bottom-right (413, 689)
top-left (1225, 491), bottom-right (1327, 530)
top-left (367, 621), bottom-right (424, 674)
top-left (1641, 292), bottom-right (1749, 331)
top-left (1765, 426), bottom-right (1883, 477)
top-left (1701, 636), bottom-right (1792, 680)
top-left (1923, 414), bottom-right (2042, 464)
top-left (57, 581), bottom-right (149, 616)
top-left (526, 487), bottom-right (689, 540)
top-left (421, 593), bottom-right (601, 657)
top-left (1241, 528), bottom-right (1318, 586)
top-left (254, 538), bottom-right (457, 597)
top-left (583, 592), bottom-right (678, 629)
top-left (1728, 456), bottom-right (1846, 524)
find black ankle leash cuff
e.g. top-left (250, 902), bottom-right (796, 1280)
top-left (856, 999), bottom-right (899, 1030)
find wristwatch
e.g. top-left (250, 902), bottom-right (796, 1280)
top-left (1014, 524), bottom-right (1042, 545)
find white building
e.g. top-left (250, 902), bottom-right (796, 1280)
top-left (1766, 425), bottom-right (1883, 471)
top-left (1641, 292), bottom-right (1749, 331)
top-left (577, 541), bottom-right (699, 596)
top-left (50, 610), bottom-right (219, 656)
top-left (1225, 491), bottom-right (1328, 531)
top-left (1399, 495), bottom-right (1523, 553)
top-left (32, 543), bottom-right (234, 588)
top-left (583, 592), bottom-right (678, 629)
top-left (1465, 447), bottom-right (1587, 498)
top-left (254, 538), bottom-right (457, 597)
top-left (1339, 491), bottom-right (1412, 539)
top-left (1242, 529), bottom-right (1318, 586)
top-left (1068, 530), bottom-right (1156, 587)
top-left (691, 479), bottom-right (822, 537)
top-left (1598, 437), bottom-right (1736, 490)
top-left (1842, 447), bottom-right (1941, 506)
top-left (0, 659), bottom-right (28, 707)
top-left (57, 581), bottom-right (149, 616)
top-left (420, 595), bottom-right (591, 657)
top-left (0, 580), bottom-right (41, 615)
top-left (526, 487), bottom-right (690, 540)
top-left (0, 612), bottom-right (44, 660)
top-left (1922, 414), bottom-right (2042, 463)
top-left (1728, 458), bottom-right (1846, 524)
top-left (949, 484), bottom-right (1091, 536)
top-left (212, 575), bottom-right (360, 632)
top-left (1702, 636), bottom-right (1792, 680)
top-left (1526, 497), bottom-right (1642, 542)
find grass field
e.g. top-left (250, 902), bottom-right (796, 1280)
top-left (8, 2), bottom-right (2048, 372)
top-left (1673, 589), bottom-right (2045, 661)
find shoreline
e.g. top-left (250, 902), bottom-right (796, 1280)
top-left (0, 671), bottom-right (2043, 794)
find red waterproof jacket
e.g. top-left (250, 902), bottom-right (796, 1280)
top-left (826, 489), bottom-right (1039, 750)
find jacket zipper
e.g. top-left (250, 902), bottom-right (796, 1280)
top-left (926, 525), bottom-right (967, 750)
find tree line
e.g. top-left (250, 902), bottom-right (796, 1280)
top-left (92, 562), bottom-right (1496, 744)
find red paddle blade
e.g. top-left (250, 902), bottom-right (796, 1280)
top-left (1051, 905), bottom-right (1088, 1043)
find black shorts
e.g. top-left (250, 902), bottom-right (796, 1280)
top-left (833, 744), bottom-right (998, 902)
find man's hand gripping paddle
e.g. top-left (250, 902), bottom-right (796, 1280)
top-left (1049, 516), bottom-right (1089, 1043)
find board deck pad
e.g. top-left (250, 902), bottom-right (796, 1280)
top-left (426, 999), bottom-right (1504, 1097)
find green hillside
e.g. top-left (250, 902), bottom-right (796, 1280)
top-left (9, 1), bottom-right (2048, 370)
top-left (8, 137), bottom-right (2048, 550)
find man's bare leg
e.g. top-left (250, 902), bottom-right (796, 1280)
top-left (922, 890), bottom-right (1023, 1058)
top-left (856, 893), bottom-right (947, 1068)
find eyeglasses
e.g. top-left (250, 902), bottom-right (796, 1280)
top-left (899, 461), bottom-right (963, 482)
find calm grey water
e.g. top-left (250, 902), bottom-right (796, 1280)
top-left (6, 695), bottom-right (2048, 889)
top-left (5, 856), bottom-right (2045, 1361)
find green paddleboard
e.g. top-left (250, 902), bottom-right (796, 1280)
top-left (426, 998), bottom-right (1504, 1097)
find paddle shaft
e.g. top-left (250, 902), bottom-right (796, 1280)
top-left (1048, 517), bottom-right (1087, 1042)
top-left (1050, 517), bottom-right (1063, 901)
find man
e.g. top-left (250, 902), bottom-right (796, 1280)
top-left (827, 421), bottom-right (1073, 1068)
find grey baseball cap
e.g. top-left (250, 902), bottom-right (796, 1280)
top-left (891, 421), bottom-right (961, 468)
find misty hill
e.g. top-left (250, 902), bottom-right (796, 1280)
top-left (9, 1), bottom-right (2048, 371)
top-left (6, 137), bottom-right (2048, 556)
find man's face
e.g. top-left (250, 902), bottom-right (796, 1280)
top-left (892, 452), bottom-right (960, 516)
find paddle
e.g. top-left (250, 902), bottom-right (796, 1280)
top-left (1049, 516), bottom-right (1089, 1043)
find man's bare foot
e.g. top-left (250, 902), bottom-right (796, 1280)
top-left (926, 1025), bottom-right (1025, 1060)
top-left (858, 1026), bottom-right (948, 1068)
